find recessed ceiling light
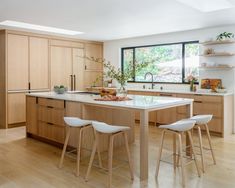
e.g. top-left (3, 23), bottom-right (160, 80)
top-left (0, 20), bottom-right (83, 35)
top-left (177, 0), bottom-right (233, 12)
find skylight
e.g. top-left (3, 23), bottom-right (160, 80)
top-left (0, 20), bottom-right (83, 35)
top-left (177, 0), bottom-right (234, 12)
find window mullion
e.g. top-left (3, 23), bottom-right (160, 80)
top-left (182, 43), bottom-right (185, 83)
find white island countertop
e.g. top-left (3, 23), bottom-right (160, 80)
top-left (27, 92), bottom-right (193, 111)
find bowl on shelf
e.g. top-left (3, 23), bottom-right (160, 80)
top-left (54, 85), bottom-right (67, 94)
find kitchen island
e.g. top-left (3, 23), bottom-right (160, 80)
top-left (26, 92), bottom-right (193, 180)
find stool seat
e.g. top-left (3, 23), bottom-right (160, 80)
top-left (92, 121), bottom-right (130, 134)
top-left (64, 117), bottom-right (92, 127)
top-left (190, 115), bottom-right (212, 125)
top-left (159, 119), bottom-right (196, 132)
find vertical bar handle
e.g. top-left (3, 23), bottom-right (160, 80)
top-left (73, 75), bottom-right (76, 91)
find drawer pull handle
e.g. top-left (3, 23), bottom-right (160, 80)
top-left (47, 106), bottom-right (54, 108)
top-left (47, 122), bottom-right (54, 125)
top-left (194, 101), bottom-right (202, 103)
top-left (160, 94), bottom-right (172, 97)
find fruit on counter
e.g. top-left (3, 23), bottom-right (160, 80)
top-left (100, 88), bottom-right (117, 97)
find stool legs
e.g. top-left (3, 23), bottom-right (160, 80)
top-left (204, 124), bottom-right (216, 165)
top-left (108, 135), bottom-right (114, 188)
top-left (76, 127), bottom-right (83, 176)
top-left (173, 134), bottom-right (177, 172)
top-left (155, 130), bottom-right (165, 178)
top-left (178, 133), bottom-right (185, 187)
top-left (59, 126), bottom-right (71, 168)
top-left (187, 131), bottom-right (201, 177)
top-left (123, 132), bottom-right (134, 180)
top-left (197, 126), bottom-right (205, 172)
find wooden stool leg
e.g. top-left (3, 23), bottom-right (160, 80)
top-left (173, 134), bottom-right (177, 172)
top-left (188, 131), bottom-right (201, 177)
top-left (85, 133), bottom-right (98, 181)
top-left (155, 130), bottom-right (165, 178)
top-left (96, 132), bottom-right (103, 168)
top-left (108, 135), bottom-right (114, 188)
top-left (178, 133), bottom-right (185, 187)
top-left (59, 126), bottom-right (71, 168)
top-left (123, 132), bottom-right (134, 180)
top-left (198, 126), bottom-right (205, 172)
top-left (76, 127), bottom-right (82, 176)
top-left (204, 124), bottom-right (216, 165)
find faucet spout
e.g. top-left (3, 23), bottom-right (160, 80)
top-left (144, 72), bottom-right (154, 89)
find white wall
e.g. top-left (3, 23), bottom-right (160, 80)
top-left (104, 25), bottom-right (235, 92)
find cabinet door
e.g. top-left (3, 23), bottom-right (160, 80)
top-left (84, 71), bottom-right (103, 88)
top-left (85, 43), bottom-right (103, 70)
top-left (8, 93), bottom-right (26, 124)
top-left (29, 37), bottom-right (49, 90)
top-left (50, 46), bottom-right (72, 90)
top-left (72, 48), bottom-right (85, 90)
top-left (26, 96), bottom-right (37, 134)
top-left (7, 34), bottom-right (29, 91)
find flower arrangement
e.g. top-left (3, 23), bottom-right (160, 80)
top-left (86, 57), bottom-right (151, 87)
top-left (216, 32), bottom-right (234, 41)
top-left (185, 75), bottom-right (198, 92)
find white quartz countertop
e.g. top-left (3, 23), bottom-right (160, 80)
top-left (27, 92), bottom-right (193, 111)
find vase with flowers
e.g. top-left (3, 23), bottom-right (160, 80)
top-left (185, 75), bottom-right (198, 92)
top-left (86, 57), bottom-right (152, 97)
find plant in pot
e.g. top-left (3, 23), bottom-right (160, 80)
top-left (216, 32), bottom-right (234, 41)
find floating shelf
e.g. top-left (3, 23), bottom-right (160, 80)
top-left (200, 52), bottom-right (235, 57)
top-left (199, 66), bottom-right (234, 70)
top-left (200, 40), bottom-right (235, 45)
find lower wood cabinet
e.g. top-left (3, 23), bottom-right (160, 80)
top-left (8, 93), bottom-right (26, 125)
top-left (128, 90), bottom-right (233, 137)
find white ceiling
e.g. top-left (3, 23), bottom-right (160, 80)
top-left (1, 0), bottom-right (235, 41)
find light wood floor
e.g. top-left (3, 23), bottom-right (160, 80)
top-left (0, 125), bottom-right (235, 188)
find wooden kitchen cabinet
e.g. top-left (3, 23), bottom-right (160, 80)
top-left (7, 34), bottom-right (29, 91)
top-left (8, 93), bottom-right (26, 125)
top-left (50, 46), bottom-right (72, 90)
top-left (29, 37), bottom-right (49, 90)
top-left (85, 43), bottom-right (103, 70)
top-left (26, 96), bottom-right (37, 134)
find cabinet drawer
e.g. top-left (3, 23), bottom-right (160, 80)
top-left (38, 106), bottom-right (65, 126)
top-left (193, 95), bottom-right (222, 103)
top-left (38, 98), bottom-right (65, 109)
top-left (38, 121), bottom-right (65, 143)
top-left (194, 102), bottom-right (222, 117)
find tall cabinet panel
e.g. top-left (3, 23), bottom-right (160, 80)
top-left (29, 37), bottom-right (49, 90)
top-left (50, 46), bottom-right (72, 90)
top-left (7, 34), bottom-right (29, 91)
top-left (72, 48), bottom-right (84, 90)
top-left (85, 43), bottom-right (103, 70)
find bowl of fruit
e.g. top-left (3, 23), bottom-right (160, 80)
top-left (54, 85), bottom-right (67, 94)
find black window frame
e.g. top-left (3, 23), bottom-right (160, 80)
top-left (121, 40), bottom-right (199, 84)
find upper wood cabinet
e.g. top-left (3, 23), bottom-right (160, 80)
top-left (50, 46), bottom-right (72, 90)
top-left (85, 43), bottom-right (103, 70)
top-left (29, 37), bottom-right (49, 90)
top-left (7, 34), bottom-right (29, 91)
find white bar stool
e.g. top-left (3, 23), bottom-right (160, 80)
top-left (190, 114), bottom-right (216, 172)
top-left (156, 119), bottom-right (201, 187)
top-left (85, 121), bottom-right (134, 188)
top-left (59, 117), bottom-right (98, 176)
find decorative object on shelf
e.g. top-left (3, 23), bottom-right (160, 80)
top-left (204, 48), bottom-right (214, 55)
top-left (185, 75), bottom-right (197, 92)
top-left (216, 32), bottom-right (234, 41)
top-left (54, 85), bottom-right (67, 94)
top-left (201, 79), bottom-right (222, 90)
top-left (86, 57), bottom-right (152, 97)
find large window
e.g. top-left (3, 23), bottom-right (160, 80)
top-left (121, 41), bottom-right (199, 83)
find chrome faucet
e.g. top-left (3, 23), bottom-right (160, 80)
top-left (144, 72), bottom-right (154, 89)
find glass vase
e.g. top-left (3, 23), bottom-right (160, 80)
top-left (117, 84), bottom-right (127, 97)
